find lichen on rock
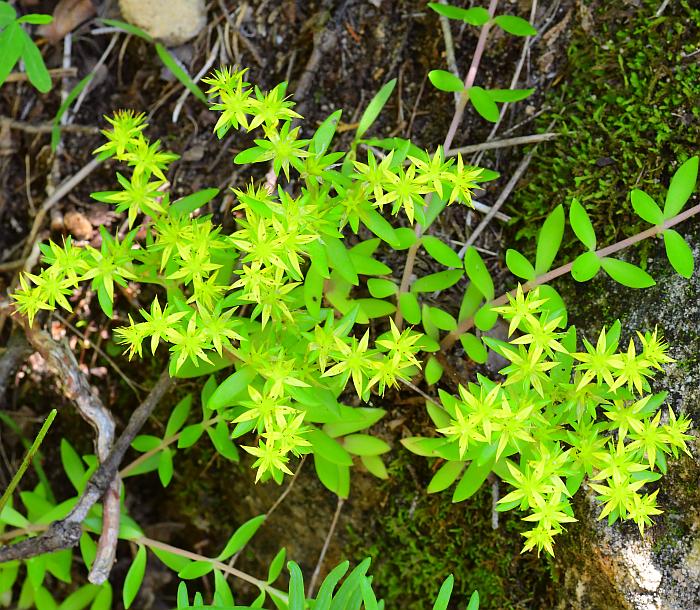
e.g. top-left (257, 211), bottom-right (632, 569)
top-left (555, 231), bottom-right (700, 610)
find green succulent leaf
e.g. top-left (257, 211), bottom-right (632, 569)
top-left (267, 548), bottom-right (286, 584)
top-left (569, 198), bottom-right (597, 250)
top-left (122, 545), bottom-right (146, 609)
top-left (465, 247), bottom-right (494, 300)
top-left (367, 278), bottom-right (397, 298)
top-left (361, 454), bottom-right (388, 479)
top-left (412, 269), bottom-right (463, 293)
top-left (432, 574), bottom-right (455, 610)
top-left (493, 14), bottom-right (537, 36)
top-left (357, 78), bottom-right (397, 138)
top-left (486, 88), bottom-right (535, 102)
top-left (288, 561), bottom-right (305, 610)
top-left (218, 515), bottom-right (266, 561)
top-left (631, 189), bottom-right (664, 225)
top-left (0, 3), bottom-right (17, 26)
top-left (460, 332), bottom-right (488, 363)
top-left (427, 461), bottom-right (464, 494)
top-left (424, 356), bottom-right (445, 386)
top-left (535, 204), bottom-right (565, 274)
top-left (601, 257), bottom-right (655, 288)
top-left (474, 304), bottom-right (497, 331)
top-left (428, 3), bottom-right (490, 25)
top-left (18, 14), bottom-right (52, 25)
top-left (452, 453), bottom-right (495, 502)
top-left (20, 29), bottom-right (51, 93)
top-left (505, 249), bottom-right (535, 280)
top-left (0, 22), bottom-right (24, 86)
top-left (663, 229), bottom-right (694, 278)
top-left (399, 291), bottom-right (422, 324)
top-left (343, 434), bottom-right (390, 456)
top-left (422, 235), bottom-right (462, 268)
top-left (468, 86), bottom-right (500, 122)
top-left (571, 251), bottom-right (601, 282)
top-left (428, 69), bottom-right (464, 93)
top-left (664, 156), bottom-right (698, 219)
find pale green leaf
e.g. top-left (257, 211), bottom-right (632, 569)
top-left (505, 249), bottom-right (535, 280)
top-left (535, 204), bottom-right (564, 274)
top-left (631, 189), bottom-right (664, 225)
top-left (122, 545), bottom-right (146, 609)
top-left (601, 257), bottom-right (655, 288)
top-left (429, 69), bottom-right (464, 93)
top-left (570, 251), bottom-right (601, 282)
top-left (664, 156), bottom-right (698, 219)
top-left (464, 247), bottom-right (494, 299)
top-left (663, 229), bottom-right (694, 278)
top-left (493, 14), bottom-right (537, 36)
top-left (357, 78), bottom-right (397, 138)
top-left (468, 86), bottom-right (499, 122)
top-left (569, 198), bottom-right (596, 250)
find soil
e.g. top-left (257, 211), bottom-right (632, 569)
top-left (3, 1), bottom-right (683, 609)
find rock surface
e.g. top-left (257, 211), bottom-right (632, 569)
top-left (118, 0), bottom-right (206, 46)
top-left (555, 226), bottom-right (700, 610)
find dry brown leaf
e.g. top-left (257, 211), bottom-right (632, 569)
top-left (37, 0), bottom-right (96, 44)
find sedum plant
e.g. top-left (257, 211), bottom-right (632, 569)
top-left (2, 1), bottom-right (697, 606)
top-left (12, 66), bottom-right (489, 494)
top-left (3, 3), bottom-right (698, 601)
top-left (403, 287), bottom-right (692, 556)
top-left (8, 59), bottom-right (698, 562)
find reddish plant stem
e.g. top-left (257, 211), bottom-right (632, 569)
top-left (443, 0), bottom-right (499, 153)
top-left (395, 0), bottom-right (499, 329)
top-left (441, 202), bottom-right (700, 350)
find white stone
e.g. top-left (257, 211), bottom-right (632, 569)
top-left (118, 0), bottom-right (206, 46)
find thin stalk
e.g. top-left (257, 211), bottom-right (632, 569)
top-left (137, 536), bottom-right (288, 603)
top-left (395, 0), bottom-right (499, 328)
top-left (441, 202), bottom-right (700, 350)
top-left (119, 415), bottom-right (224, 478)
top-left (307, 496), bottom-right (345, 598)
top-left (0, 409), bottom-right (57, 515)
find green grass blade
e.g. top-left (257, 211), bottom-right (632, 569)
top-left (0, 409), bottom-right (57, 514)
top-left (51, 73), bottom-right (94, 150)
top-left (155, 43), bottom-right (207, 103)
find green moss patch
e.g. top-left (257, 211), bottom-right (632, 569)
top-left (511, 0), bottom-right (699, 247)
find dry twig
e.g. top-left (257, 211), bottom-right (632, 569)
top-left (23, 330), bottom-right (118, 583)
top-left (0, 330), bottom-right (32, 401)
top-left (0, 357), bottom-right (172, 572)
top-left (307, 495), bottom-right (345, 598)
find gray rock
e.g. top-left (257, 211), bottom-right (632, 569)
top-left (118, 0), bottom-right (206, 46)
top-left (555, 228), bottom-right (700, 610)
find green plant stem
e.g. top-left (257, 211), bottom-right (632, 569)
top-left (395, 0), bottom-right (499, 328)
top-left (0, 409), bottom-right (57, 515)
top-left (119, 415), bottom-right (224, 478)
top-left (0, 523), bottom-right (287, 602)
top-left (441, 202), bottom-right (700, 350)
top-left (136, 535), bottom-right (289, 603)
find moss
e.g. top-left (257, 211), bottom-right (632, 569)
top-left (509, 0), bottom-right (699, 252)
top-left (344, 453), bottom-right (555, 609)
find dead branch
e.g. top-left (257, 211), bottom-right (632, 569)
top-left (23, 330), bottom-right (119, 582)
top-left (0, 330), bottom-right (32, 400)
top-left (0, 342), bottom-right (172, 568)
